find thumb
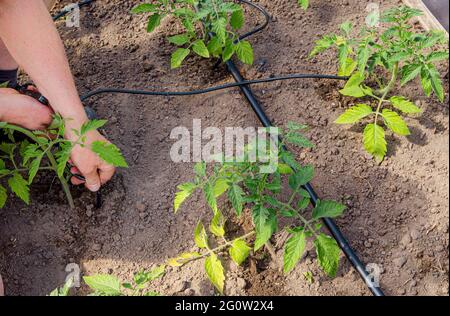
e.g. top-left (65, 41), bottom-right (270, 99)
top-left (83, 169), bottom-right (101, 192)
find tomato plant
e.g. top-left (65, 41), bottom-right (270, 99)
top-left (132, 0), bottom-right (254, 68)
top-left (310, 6), bottom-right (448, 161)
top-left (171, 122), bottom-right (345, 293)
top-left (0, 115), bottom-right (127, 209)
top-left (298, 0), bottom-right (309, 11)
top-left (50, 265), bottom-right (165, 296)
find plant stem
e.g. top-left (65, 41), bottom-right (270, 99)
top-left (4, 124), bottom-right (75, 208)
top-left (374, 62), bottom-right (398, 125)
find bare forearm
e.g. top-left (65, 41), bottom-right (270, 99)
top-left (0, 0), bottom-right (87, 135)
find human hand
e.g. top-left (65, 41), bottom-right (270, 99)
top-left (0, 88), bottom-right (53, 130)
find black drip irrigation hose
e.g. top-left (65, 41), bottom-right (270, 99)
top-left (52, 0), bottom-right (385, 296)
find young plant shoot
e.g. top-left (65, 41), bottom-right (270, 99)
top-left (0, 115), bottom-right (127, 209)
top-left (171, 122), bottom-right (345, 293)
top-left (131, 0), bottom-right (254, 68)
top-left (310, 6), bottom-right (448, 162)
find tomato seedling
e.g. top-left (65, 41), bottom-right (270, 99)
top-left (0, 115), bottom-right (127, 209)
top-left (171, 122), bottom-right (345, 293)
top-left (310, 6), bottom-right (448, 161)
top-left (132, 0), bottom-right (254, 68)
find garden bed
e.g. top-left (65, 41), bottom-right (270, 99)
top-left (0, 0), bottom-right (448, 296)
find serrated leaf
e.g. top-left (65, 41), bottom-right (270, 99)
top-left (83, 275), bottom-right (121, 296)
top-left (192, 39), bottom-right (210, 58)
top-left (314, 234), bottom-right (341, 277)
top-left (210, 210), bottom-right (225, 237)
top-left (228, 184), bottom-right (244, 216)
top-left (428, 65), bottom-right (445, 102)
top-left (147, 14), bottom-right (161, 33)
top-left (229, 239), bottom-right (251, 265)
top-left (427, 51), bottom-right (449, 62)
top-left (80, 120), bottom-right (107, 135)
top-left (194, 221), bottom-right (208, 249)
top-left (382, 109), bottom-right (410, 136)
top-left (131, 3), bottom-right (157, 14)
top-left (285, 132), bottom-right (314, 148)
top-left (310, 35), bottom-right (336, 57)
top-left (204, 182), bottom-right (218, 213)
top-left (339, 72), bottom-right (368, 97)
top-left (174, 182), bottom-right (196, 212)
top-left (283, 230), bottom-right (306, 273)
top-left (28, 155), bottom-right (43, 184)
top-left (171, 48), bottom-right (190, 69)
top-left (277, 163), bottom-right (294, 174)
top-left (55, 142), bottom-right (72, 178)
top-left (167, 252), bottom-right (201, 267)
top-left (222, 41), bottom-right (235, 62)
top-left (289, 165), bottom-right (314, 190)
top-left (420, 68), bottom-right (433, 97)
top-left (213, 178), bottom-right (229, 198)
top-left (91, 141), bottom-right (128, 167)
top-left (207, 37), bottom-right (222, 57)
top-left (389, 96), bottom-right (421, 114)
top-left (363, 123), bottom-right (387, 162)
top-left (312, 200), bottom-right (346, 220)
top-left (212, 17), bottom-right (227, 44)
top-left (194, 161), bottom-right (206, 177)
top-left (205, 254), bottom-right (225, 293)
top-left (335, 104), bottom-right (373, 124)
top-left (168, 34), bottom-right (190, 46)
top-left (401, 63), bottom-right (422, 86)
top-left (252, 205), bottom-right (276, 251)
top-left (230, 9), bottom-right (244, 29)
top-left (235, 41), bottom-right (254, 65)
top-left (8, 172), bottom-right (29, 205)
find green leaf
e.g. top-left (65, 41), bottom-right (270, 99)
top-left (222, 41), bottom-right (235, 62)
top-left (147, 14), bottom-right (161, 33)
top-left (310, 35), bottom-right (336, 57)
top-left (83, 274), bottom-right (121, 296)
top-left (204, 182), bottom-right (218, 213)
top-left (213, 178), bottom-right (229, 198)
top-left (400, 63), bottom-right (422, 86)
top-left (205, 254), bottom-right (225, 293)
top-left (285, 132), bottom-right (314, 148)
top-left (252, 205), bottom-right (276, 251)
top-left (382, 109), bottom-right (410, 136)
top-left (194, 221), bottom-right (208, 249)
top-left (389, 96), bottom-right (421, 114)
top-left (427, 51), bottom-right (449, 62)
top-left (228, 184), bottom-right (244, 216)
top-left (289, 165), bottom-right (314, 190)
top-left (277, 163), bottom-right (294, 174)
top-left (212, 17), bottom-right (227, 44)
top-left (428, 65), bottom-right (445, 102)
top-left (168, 34), bottom-right (190, 46)
top-left (91, 141), bottom-right (128, 167)
top-left (192, 39), bottom-right (210, 58)
top-left (312, 200), bottom-right (346, 220)
top-left (0, 184), bottom-right (7, 208)
top-left (194, 162), bottom-right (206, 177)
top-left (131, 4), bottom-right (158, 14)
top-left (80, 120), bottom-right (107, 135)
top-left (174, 182), bottom-right (196, 212)
top-left (298, 0), bottom-right (309, 10)
top-left (55, 142), bottom-right (72, 178)
top-left (235, 41), bottom-right (254, 65)
top-left (207, 37), bottom-right (222, 57)
top-left (340, 21), bottom-right (352, 36)
top-left (229, 239), bottom-right (251, 265)
top-left (335, 104), bottom-right (373, 124)
top-left (28, 155), bottom-right (43, 184)
top-left (230, 8), bottom-right (244, 29)
top-left (8, 172), bottom-right (29, 205)
top-left (283, 230), bottom-right (306, 273)
top-left (210, 210), bottom-right (225, 237)
top-left (314, 233), bottom-right (341, 277)
top-left (171, 48), bottom-right (190, 69)
top-left (420, 68), bottom-right (433, 97)
top-left (363, 123), bottom-right (387, 162)
top-left (339, 72), bottom-right (368, 98)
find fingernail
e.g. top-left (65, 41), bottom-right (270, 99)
top-left (87, 183), bottom-right (100, 192)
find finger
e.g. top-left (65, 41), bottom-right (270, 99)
top-left (70, 166), bottom-right (80, 175)
top-left (83, 169), bottom-right (101, 192)
top-left (71, 176), bottom-right (85, 185)
top-left (99, 164), bottom-right (115, 185)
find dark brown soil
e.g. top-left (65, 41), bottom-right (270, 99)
top-left (0, 0), bottom-right (448, 296)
